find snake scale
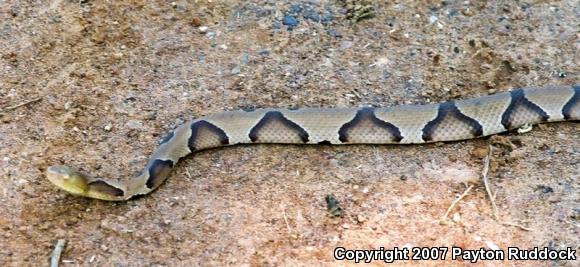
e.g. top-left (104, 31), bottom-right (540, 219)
top-left (47, 85), bottom-right (579, 201)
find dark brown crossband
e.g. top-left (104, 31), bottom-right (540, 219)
top-left (249, 111), bottom-right (310, 143)
top-left (187, 120), bottom-right (230, 151)
top-left (145, 159), bottom-right (174, 189)
top-left (88, 180), bottom-right (124, 197)
top-left (422, 101), bottom-right (483, 142)
top-left (562, 85), bottom-right (579, 120)
top-left (501, 89), bottom-right (549, 129)
top-left (338, 107), bottom-right (403, 143)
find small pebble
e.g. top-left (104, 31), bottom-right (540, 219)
top-left (429, 15), bottom-right (438, 24)
top-left (327, 29), bottom-right (342, 38)
top-left (558, 72), bottom-right (567, 78)
top-left (536, 185), bottom-right (554, 194)
top-left (452, 213), bottom-right (461, 222)
top-left (104, 122), bottom-right (113, 131)
top-left (198, 26), bottom-right (208, 33)
top-left (258, 49), bottom-right (270, 56)
top-left (191, 17), bottom-right (202, 27)
top-left (282, 15), bottom-right (299, 28)
top-left (231, 66), bottom-right (241, 75)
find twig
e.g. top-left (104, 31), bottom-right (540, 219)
top-left (501, 222), bottom-right (533, 231)
top-left (482, 145), bottom-right (499, 219)
top-left (282, 208), bottom-right (292, 235)
top-left (484, 145), bottom-right (533, 230)
top-left (0, 96), bottom-right (43, 112)
top-left (441, 184), bottom-right (474, 222)
top-left (50, 239), bottom-right (67, 267)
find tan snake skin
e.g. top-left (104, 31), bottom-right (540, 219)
top-left (47, 85), bottom-right (579, 200)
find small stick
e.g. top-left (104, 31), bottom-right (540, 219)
top-left (50, 239), bottom-right (67, 267)
top-left (482, 145), bottom-right (499, 219)
top-left (501, 222), bottom-right (533, 231)
top-left (484, 144), bottom-right (533, 230)
top-left (0, 96), bottom-right (42, 112)
top-left (441, 185), bottom-right (474, 221)
top-left (282, 208), bottom-right (292, 235)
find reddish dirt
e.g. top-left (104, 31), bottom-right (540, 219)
top-left (0, 1), bottom-right (578, 266)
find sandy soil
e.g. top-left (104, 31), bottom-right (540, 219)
top-left (0, 0), bottom-right (578, 266)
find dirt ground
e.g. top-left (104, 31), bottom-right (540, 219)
top-left (0, 0), bottom-right (578, 266)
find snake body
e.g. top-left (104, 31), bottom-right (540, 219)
top-left (47, 85), bottom-right (579, 201)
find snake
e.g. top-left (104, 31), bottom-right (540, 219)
top-left (47, 85), bottom-right (579, 201)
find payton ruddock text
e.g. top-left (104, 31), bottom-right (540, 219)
top-left (333, 246), bottom-right (576, 263)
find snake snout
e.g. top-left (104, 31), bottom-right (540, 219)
top-left (46, 165), bottom-right (90, 195)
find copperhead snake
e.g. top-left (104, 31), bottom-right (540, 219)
top-left (47, 85), bottom-right (579, 201)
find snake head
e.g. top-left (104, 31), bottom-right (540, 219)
top-left (47, 165), bottom-right (128, 201)
top-left (46, 165), bottom-right (90, 196)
